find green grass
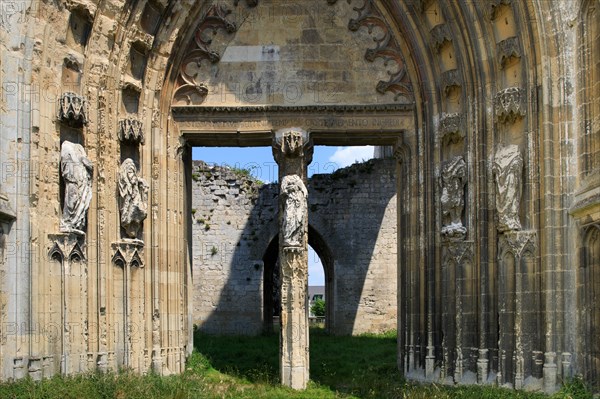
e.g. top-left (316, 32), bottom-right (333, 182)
top-left (0, 329), bottom-right (593, 398)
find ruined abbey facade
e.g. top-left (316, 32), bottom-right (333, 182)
top-left (0, 0), bottom-right (599, 393)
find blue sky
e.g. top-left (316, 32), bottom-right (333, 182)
top-left (192, 145), bottom-right (374, 285)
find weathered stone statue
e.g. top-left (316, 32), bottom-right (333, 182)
top-left (281, 174), bottom-right (307, 247)
top-left (118, 158), bottom-right (148, 238)
top-left (60, 141), bottom-right (93, 234)
top-left (440, 156), bottom-right (467, 238)
top-left (493, 145), bottom-right (523, 232)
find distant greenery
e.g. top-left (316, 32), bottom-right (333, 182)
top-left (311, 298), bottom-right (326, 317)
top-left (0, 328), bottom-right (593, 398)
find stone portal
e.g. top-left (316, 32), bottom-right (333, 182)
top-left (273, 128), bottom-right (313, 389)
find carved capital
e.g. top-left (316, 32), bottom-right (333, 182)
top-left (57, 92), bottom-right (89, 127)
top-left (438, 113), bottom-right (464, 146)
top-left (273, 128), bottom-right (313, 166)
top-left (111, 240), bottom-right (145, 268)
top-left (494, 87), bottom-right (526, 124)
top-left (118, 118), bottom-right (145, 145)
top-left (497, 36), bottom-right (521, 68)
top-left (430, 24), bottom-right (452, 52)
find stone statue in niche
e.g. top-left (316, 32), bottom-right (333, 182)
top-left (493, 145), bottom-right (523, 232)
top-left (60, 140), bottom-right (93, 234)
top-left (118, 158), bottom-right (149, 239)
top-left (281, 175), bottom-right (307, 247)
top-left (440, 156), bottom-right (467, 238)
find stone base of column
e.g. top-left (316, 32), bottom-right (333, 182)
top-left (477, 349), bottom-right (489, 384)
top-left (280, 247), bottom-right (309, 390)
top-left (543, 352), bottom-right (557, 394)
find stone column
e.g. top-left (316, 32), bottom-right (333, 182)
top-left (272, 128), bottom-right (313, 390)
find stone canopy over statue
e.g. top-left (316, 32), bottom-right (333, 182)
top-left (60, 140), bottom-right (93, 234)
top-left (493, 145), bottom-right (523, 232)
top-left (118, 158), bottom-right (149, 239)
top-left (281, 174), bottom-right (307, 247)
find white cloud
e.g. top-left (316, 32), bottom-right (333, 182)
top-left (328, 146), bottom-right (374, 169)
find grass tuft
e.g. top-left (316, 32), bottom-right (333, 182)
top-left (0, 329), bottom-right (594, 398)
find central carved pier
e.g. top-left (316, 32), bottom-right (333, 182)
top-left (273, 128), bottom-right (313, 389)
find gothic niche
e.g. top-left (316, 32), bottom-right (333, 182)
top-left (493, 145), bottom-right (523, 232)
top-left (281, 175), bottom-right (307, 248)
top-left (440, 156), bottom-right (467, 238)
top-left (118, 158), bottom-right (148, 239)
top-left (60, 140), bottom-right (93, 234)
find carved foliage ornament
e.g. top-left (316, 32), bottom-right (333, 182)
top-left (440, 156), bottom-right (467, 238)
top-left (60, 141), bottom-right (93, 234)
top-left (118, 118), bottom-right (145, 145)
top-left (118, 158), bottom-right (149, 239)
top-left (493, 145), bottom-right (523, 233)
top-left (173, 4), bottom-right (237, 105)
top-left (328, 0), bottom-right (414, 103)
top-left (281, 175), bottom-right (308, 248)
top-left (494, 87), bottom-right (526, 124)
top-left (58, 92), bottom-right (89, 127)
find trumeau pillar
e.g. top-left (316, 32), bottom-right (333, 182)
top-left (272, 128), bottom-right (313, 390)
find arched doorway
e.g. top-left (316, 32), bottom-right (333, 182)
top-left (263, 225), bottom-right (334, 333)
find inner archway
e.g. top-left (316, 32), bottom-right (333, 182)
top-left (263, 226), bottom-right (335, 333)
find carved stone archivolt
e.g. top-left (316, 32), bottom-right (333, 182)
top-left (273, 129), bottom-right (314, 174)
top-left (497, 36), bottom-right (521, 68)
top-left (60, 141), bottom-right (93, 234)
top-left (111, 240), bottom-right (144, 268)
top-left (57, 92), bottom-right (89, 127)
top-left (440, 156), bottom-right (467, 238)
top-left (493, 145), bottom-right (523, 232)
top-left (494, 87), bottom-right (526, 124)
top-left (118, 118), bottom-right (144, 145)
top-left (118, 158), bottom-right (148, 239)
top-left (438, 113), bottom-right (464, 145)
top-left (173, 4), bottom-right (237, 105)
top-left (328, 0), bottom-right (414, 103)
top-left (281, 175), bottom-right (308, 248)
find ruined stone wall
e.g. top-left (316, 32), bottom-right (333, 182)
top-left (192, 158), bottom-right (397, 336)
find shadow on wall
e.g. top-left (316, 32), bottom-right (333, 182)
top-left (195, 158), bottom-right (397, 336)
